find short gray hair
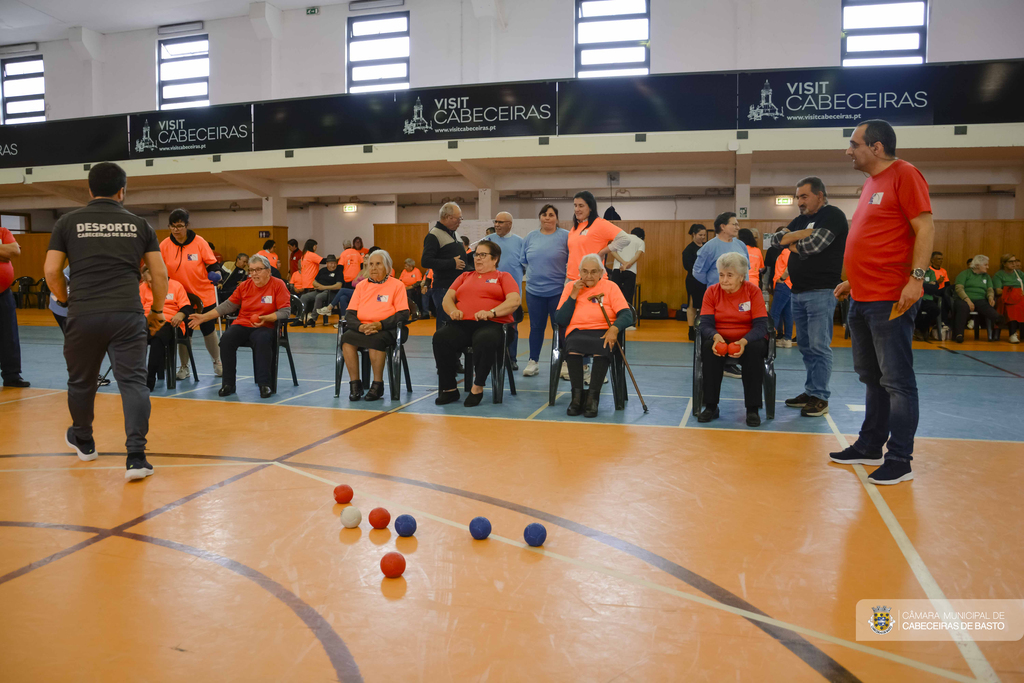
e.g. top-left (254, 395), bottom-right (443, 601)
top-left (578, 253), bottom-right (605, 275)
top-left (249, 254), bottom-right (271, 270)
top-left (368, 249), bottom-right (393, 273)
top-left (404, 258), bottom-right (415, 266)
top-left (716, 251), bottom-right (748, 277)
top-left (972, 254), bottom-right (990, 267)
top-left (439, 202), bottom-right (461, 221)
top-left (343, 240), bottom-right (352, 249)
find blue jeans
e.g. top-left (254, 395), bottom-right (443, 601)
top-left (525, 290), bottom-right (562, 361)
top-left (770, 282), bottom-right (793, 339)
top-left (848, 299), bottom-right (921, 462)
top-left (792, 289), bottom-right (836, 401)
top-left (330, 288), bottom-right (354, 312)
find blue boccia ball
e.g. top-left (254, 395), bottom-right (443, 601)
top-left (469, 516), bottom-right (491, 540)
top-left (394, 514), bottom-right (417, 537)
top-left (524, 523), bottom-right (547, 547)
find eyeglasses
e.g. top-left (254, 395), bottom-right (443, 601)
top-left (248, 267), bottom-right (267, 273)
top-left (473, 252), bottom-right (493, 258)
top-left (169, 223), bottom-right (187, 229)
top-left (580, 268), bottom-right (603, 276)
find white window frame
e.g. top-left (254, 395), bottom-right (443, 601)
top-left (575, 0), bottom-right (650, 79)
top-left (158, 34), bottom-right (210, 110)
top-left (347, 11), bottom-right (411, 94)
top-left (1, 55), bottom-right (45, 125)
top-left (842, 0), bottom-right (927, 67)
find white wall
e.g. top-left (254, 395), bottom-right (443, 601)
top-left (928, 0), bottom-right (1024, 63)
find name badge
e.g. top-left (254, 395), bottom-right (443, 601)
top-left (187, 254), bottom-right (199, 261)
top-left (165, 292), bottom-right (175, 301)
top-left (261, 295), bottom-right (273, 304)
top-left (869, 192), bottom-right (884, 205)
top-left (376, 294), bottom-right (389, 303)
top-left (486, 278), bottom-right (498, 284)
top-left (581, 229), bottom-right (589, 236)
top-left (807, 222), bottom-right (815, 230)
top-left (739, 301), bottom-right (751, 312)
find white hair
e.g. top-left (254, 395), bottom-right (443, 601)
top-left (439, 202), bottom-right (461, 221)
top-left (343, 240), bottom-right (352, 249)
top-left (716, 251), bottom-right (748, 277)
top-left (578, 253), bottom-right (605, 275)
top-left (249, 254), bottom-right (271, 270)
top-left (368, 249), bottom-right (393, 273)
top-left (972, 254), bottom-right (989, 266)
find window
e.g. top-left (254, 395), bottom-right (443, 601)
top-left (575, 0), bottom-right (649, 79)
top-left (158, 35), bottom-right (210, 110)
top-left (1, 55), bottom-right (45, 125)
top-left (842, 0), bottom-right (927, 67)
top-left (347, 11), bottom-right (410, 94)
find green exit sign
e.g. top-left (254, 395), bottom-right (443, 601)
top-left (306, 6), bottom-right (319, 15)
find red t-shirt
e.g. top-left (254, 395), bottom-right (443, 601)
top-left (701, 280), bottom-right (768, 342)
top-left (289, 250), bottom-right (302, 277)
top-left (160, 234), bottom-right (218, 307)
top-left (347, 276), bottom-right (409, 324)
top-left (139, 278), bottom-right (190, 333)
top-left (566, 217), bottom-right (622, 279)
top-left (0, 228), bottom-right (16, 293)
top-left (845, 159), bottom-right (932, 302)
top-left (399, 268), bottom-right (422, 287)
top-left (300, 251), bottom-right (323, 289)
top-left (449, 270), bottom-right (518, 323)
top-left (556, 278), bottom-right (630, 336)
top-left (228, 277), bottom-right (291, 328)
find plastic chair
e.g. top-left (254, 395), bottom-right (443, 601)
top-left (547, 309), bottom-right (631, 411)
top-left (269, 295), bottom-right (302, 393)
top-left (165, 294), bottom-right (203, 390)
top-left (968, 310), bottom-right (998, 341)
top-left (691, 318), bottom-right (776, 419)
top-left (334, 318), bottom-right (412, 400)
top-left (36, 280), bottom-right (50, 309)
top-left (13, 276), bottom-right (36, 309)
top-left (457, 322), bottom-right (518, 404)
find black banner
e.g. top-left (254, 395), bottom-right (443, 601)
top-left (0, 115), bottom-right (129, 169)
top-left (254, 81), bottom-right (557, 151)
top-left (129, 104), bottom-right (253, 158)
top-left (930, 61), bottom-right (1024, 125)
top-left (558, 73), bottom-right (736, 134)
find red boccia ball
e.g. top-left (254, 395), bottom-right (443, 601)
top-left (380, 551), bottom-right (406, 579)
top-left (251, 313), bottom-right (262, 325)
top-left (728, 342), bottom-right (741, 355)
top-left (714, 341), bottom-right (728, 356)
top-left (368, 507), bottom-right (391, 529)
top-left (333, 484), bottom-right (354, 504)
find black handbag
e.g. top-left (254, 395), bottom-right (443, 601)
top-left (640, 301), bottom-right (669, 319)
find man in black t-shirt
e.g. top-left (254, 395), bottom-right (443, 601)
top-left (302, 254), bottom-right (343, 326)
top-left (766, 177), bottom-right (848, 418)
top-left (44, 162), bottom-right (168, 481)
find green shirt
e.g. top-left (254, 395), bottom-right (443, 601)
top-left (993, 269), bottom-right (1024, 291)
top-left (923, 268), bottom-right (938, 301)
top-left (955, 269), bottom-right (993, 301)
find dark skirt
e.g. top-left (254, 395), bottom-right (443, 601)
top-left (565, 329), bottom-right (614, 358)
top-left (341, 327), bottom-right (407, 351)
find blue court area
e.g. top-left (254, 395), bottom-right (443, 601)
top-left (16, 324), bottom-right (1024, 443)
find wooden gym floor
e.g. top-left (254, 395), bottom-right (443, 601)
top-left (1, 309), bottom-right (1022, 682)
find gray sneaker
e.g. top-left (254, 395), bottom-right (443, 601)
top-left (801, 397), bottom-right (829, 417)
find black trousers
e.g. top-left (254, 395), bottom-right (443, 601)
top-left (953, 298), bottom-right (1003, 337)
top-left (701, 337), bottom-right (766, 409)
top-left (0, 288), bottom-right (22, 381)
top-left (430, 288), bottom-right (451, 330)
top-left (146, 323), bottom-right (177, 387)
top-left (611, 270), bottom-right (637, 308)
top-left (432, 320), bottom-right (503, 391)
top-left (914, 299), bottom-right (941, 333)
top-left (220, 324), bottom-right (275, 387)
top-left (64, 312), bottom-right (150, 453)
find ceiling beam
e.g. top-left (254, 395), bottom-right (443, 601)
top-left (447, 159), bottom-right (495, 189)
top-left (215, 171), bottom-right (280, 197)
top-left (30, 182), bottom-right (91, 206)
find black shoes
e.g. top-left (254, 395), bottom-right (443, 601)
top-left (349, 380), bottom-right (364, 401)
top-left (583, 389), bottom-right (600, 418)
top-left (829, 445), bottom-right (884, 466)
top-left (746, 409), bottom-right (761, 427)
top-left (785, 393), bottom-right (810, 408)
top-left (566, 389), bottom-right (584, 416)
top-left (2, 377), bottom-right (30, 388)
top-left (510, 360), bottom-right (519, 371)
top-left (65, 427), bottom-right (97, 462)
top-left (697, 406), bottom-right (719, 423)
top-left (801, 397), bottom-right (829, 417)
top-left (867, 459), bottom-right (914, 485)
top-left (259, 385), bottom-right (273, 399)
top-left (125, 453), bottom-right (154, 481)
top-left (434, 389), bottom-right (461, 405)
top-left (218, 385), bottom-right (235, 397)
top-left (463, 391), bottom-right (483, 407)
top-left (364, 381), bottom-right (385, 401)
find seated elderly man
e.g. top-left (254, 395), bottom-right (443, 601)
top-left (398, 258), bottom-right (424, 317)
top-left (300, 253), bottom-right (342, 327)
top-left (698, 251), bottom-right (770, 427)
top-left (221, 253), bottom-right (249, 299)
top-left (189, 254), bottom-right (290, 399)
top-left (554, 253), bottom-right (633, 418)
top-left (342, 250), bottom-right (410, 402)
top-left (432, 241), bottom-right (520, 407)
top-left (952, 254), bottom-right (1003, 342)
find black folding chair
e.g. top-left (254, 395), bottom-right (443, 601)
top-left (968, 310), bottom-right (999, 341)
top-left (165, 293), bottom-right (203, 390)
top-left (547, 307), bottom-right (632, 410)
top-left (13, 276), bottom-right (36, 309)
top-left (458, 322), bottom-right (517, 404)
top-left (334, 318), bottom-right (412, 400)
top-left (691, 318), bottom-right (776, 419)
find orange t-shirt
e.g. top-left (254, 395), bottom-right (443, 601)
top-left (773, 248), bottom-right (793, 289)
top-left (300, 251), bottom-right (323, 289)
top-left (449, 270), bottom-right (518, 324)
top-left (700, 280), bottom-right (768, 342)
top-left (556, 278), bottom-right (629, 336)
top-left (256, 249), bottom-right (280, 270)
top-left (358, 248), bottom-right (369, 256)
top-left (566, 217), bottom-right (623, 279)
top-left (425, 269), bottom-right (434, 283)
top-left (746, 245), bottom-right (764, 286)
top-left (139, 278), bottom-right (190, 333)
top-left (933, 266), bottom-right (949, 290)
top-left (347, 277), bottom-right (409, 324)
top-left (339, 248), bottom-right (364, 282)
top-left (228, 277), bottom-right (291, 328)
top-left (399, 268), bottom-right (423, 287)
top-left (160, 235), bottom-right (218, 307)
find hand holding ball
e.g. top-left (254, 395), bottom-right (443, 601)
top-left (251, 313), bottom-right (263, 325)
top-left (728, 342), bottom-right (741, 356)
top-left (713, 341), bottom-right (728, 356)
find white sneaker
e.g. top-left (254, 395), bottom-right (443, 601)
top-left (176, 365), bottom-right (190, 380)
top-left (213, 360), bottom-right (223, 377)
top-left (1011, 333), bottom-right (1020, 344)
top-left (317, 306), bottom-right (333, 316)
top-left (583, 365), bottom-right (592, 384)
top-left (626, 325), bottom-right (636, 331)
top-left (334, 322), bottom-right (341, 329)
top-left (523, 359), bottom-right (540, 377)
top-left (560, 362), bottom-right (569, 380)
top-left (777, 338), bottom-right (792, 348)
top-left (967, 320), bottom-right (974, 330)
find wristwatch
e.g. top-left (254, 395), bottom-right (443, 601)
top-left (490, 308), bottom-right (497, 317)
top-left (151, 308), bottom-right (164, 314)
top-left (910, 268), bottom-right (926, 281)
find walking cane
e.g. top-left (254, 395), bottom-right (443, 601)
top-left (588, 293), bottom-right (648, 412)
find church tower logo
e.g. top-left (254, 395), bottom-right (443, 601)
top-left (134, 120), bottom-right (159, 153)
top-left (747, 80), bottom-right (785, 121)
top-left (403, 97), bottom-right (433, 134)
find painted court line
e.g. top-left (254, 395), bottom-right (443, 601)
top-left (0, 390), bottom-right (65, 406)
top-left (271, 461), bottom-right (976, 683)
top-left (678, 398), bottom-right (693, 428)
top-left (528, 393), bottom-right (562, 420)
top-left (0, 462), bottom-right (257, 473)
top-left (824, 413), bottom-right (999, 683)
top-left (273, 385), bottom-right (335, 405)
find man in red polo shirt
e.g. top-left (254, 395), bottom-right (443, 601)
top-left (832, 119), bottom-right (934, 486)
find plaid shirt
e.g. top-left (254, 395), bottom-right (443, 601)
top-left (768, 224), bottom-right (835, 258)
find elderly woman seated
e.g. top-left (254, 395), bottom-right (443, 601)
top-left (697, 251), bottom-right (769, 427)
top-left (953, 254), bottom-right (1003, 342)
top-left (189, 254), bottom-right (291, 399)
top-left (342, 250), bottom-right (410, 402)
top-left (554, 254), bottom-right (633, 418)
top-left (139, 264), bottom-right (193, 391)
top-left (994, 254), bottom-right (1023, 344)
top-left (432, 241), bottom-right (521, 407)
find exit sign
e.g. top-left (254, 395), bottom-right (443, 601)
top-left (775, 196), bottom-right (793, 206)
top-left (306, 6), bottom-right (319, 14)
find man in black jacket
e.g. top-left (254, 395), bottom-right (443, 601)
top-left (421, 201), bottom-right (473, 329)
top-left (766, 177), bottom-right (848, 418)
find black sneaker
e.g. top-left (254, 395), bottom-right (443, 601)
top-left (697, 406), bottom-right (719, 423)
top-left (801, 397), bottom-right (829, 417)
top-left (2, 377), bottom-right (30, 388)
top-left (867, 459), bottom-right (914, 485)
top-left (829, 445), bottom-right (884, 466)
top-left (65, 427), bottom-right (97, 462)
top-left (785, 393), bottom-right (811, 408)
top-left (723, 365), bottom-right (742, 379)
top-left (745, 409), bottom-right (761, 427)
top-left (125, 454), bottom-right (154, 481)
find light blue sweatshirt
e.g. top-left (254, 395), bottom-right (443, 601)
top-left (521, 228), bottom-right (569, 297)
top-left (692, 237), bottom-right (749, 285)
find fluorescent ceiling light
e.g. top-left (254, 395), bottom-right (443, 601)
top-left (0, 43), bottom-right (38, 56)
top-left (843, 2), bottom-right (925, 30)
top-left (349, 0), bottom-right (404, 11)
top-left (842, 55), bottom-right (924, 66)
top-left (158, 21), bottom-right (205, 36)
